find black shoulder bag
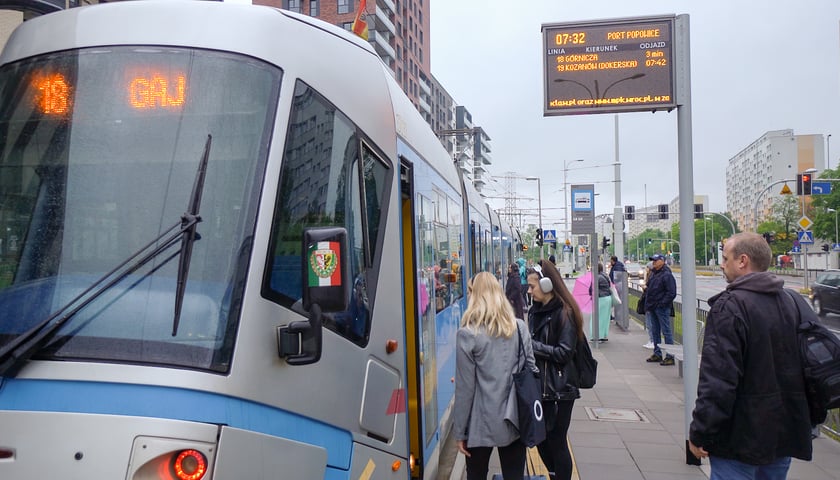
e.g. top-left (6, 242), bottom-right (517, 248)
top-left (512, 328), bottom-right (546, 447)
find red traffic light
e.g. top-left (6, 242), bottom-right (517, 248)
top-left (803, 175), bottom-right (810, 182)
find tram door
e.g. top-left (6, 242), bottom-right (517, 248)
top-left (399, 161), bottom-right (423, 477)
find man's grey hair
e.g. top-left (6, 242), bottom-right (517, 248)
top-left (728, 232), bottom-right (772, 271)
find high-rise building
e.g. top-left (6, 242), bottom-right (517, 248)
top-left (454, 106), bottom-right (491, 192)
top-left (726, 129), bottom-right (826, 230)
top-left (257, 0), bottom-right (429, 120)
top-left (265, 0), bottom-right (492, 192)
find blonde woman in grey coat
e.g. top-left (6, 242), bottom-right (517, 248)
top-left (453, 272), bottom-right (538, 480)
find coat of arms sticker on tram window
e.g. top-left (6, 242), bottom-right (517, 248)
top-left (308, 242), bottom-right (342, 287)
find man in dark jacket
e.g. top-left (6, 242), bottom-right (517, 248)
top-left (689, 232), bottom-right (812, 477)
top-left (608, 255), bottom-right (625, 283)
top-left (644, 253), bottom-right (677, 365)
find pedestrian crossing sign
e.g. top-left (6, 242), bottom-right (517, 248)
top-left (543, 229), bottom-right (556, 244)
top-left (797, 230), bottom-right (814, 244)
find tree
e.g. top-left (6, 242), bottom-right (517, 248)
top-left (771, 195), bottom-right (799, 240)
top-left (808, 167), bottom-right (840, 245)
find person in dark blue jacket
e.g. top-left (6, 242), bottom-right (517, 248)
top-left (608, 255), bottom-right (625, 283)
top-left (644, 253), bottom-right (677, 366)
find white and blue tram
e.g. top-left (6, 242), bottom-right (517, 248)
top-left (0, 2), bottom-right (523, 479)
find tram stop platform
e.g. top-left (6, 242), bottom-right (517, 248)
top-left (454, 314), bottom-right (840, 479)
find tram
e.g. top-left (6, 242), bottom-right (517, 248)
top-left (0, 1), bottom-right (525, 479)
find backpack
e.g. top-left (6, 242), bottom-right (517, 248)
top-left (575, 334), bottom-right (598, 389)
top-left (787, 290), bottom-right (840, 424)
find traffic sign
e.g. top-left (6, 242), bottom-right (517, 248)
top-left (792, 245), bottom-right (801, 253)
top-left (543, 229), bottom-right (557, 244)
top-left (797, 230), bottom-right (814, 244)
top-left (563, 245), bottom-right (573, 252)
top-left (812, 182), bottom-right (832, 195)
top-left (798, 216), bottom-right (813, 231)
top-left (834, 243), bottom-right (840, 252)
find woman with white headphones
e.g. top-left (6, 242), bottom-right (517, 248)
top-left (526, 259), bottom-right (584, 480)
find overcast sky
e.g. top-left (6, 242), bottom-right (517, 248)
top-left (430, 0), bottom-right (840, 231)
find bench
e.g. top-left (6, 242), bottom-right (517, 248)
top-left (660, 320), bottom-right (705, 378)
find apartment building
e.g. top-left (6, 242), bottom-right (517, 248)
top-left (726, 129), bottom-right (826, 230)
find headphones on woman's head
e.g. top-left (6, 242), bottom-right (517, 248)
top-left (532, 264), bottom-right (553, 294)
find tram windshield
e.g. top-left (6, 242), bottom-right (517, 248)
top-left (0, 47), bottom-right (280, 373)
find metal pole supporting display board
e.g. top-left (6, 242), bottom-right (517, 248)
top-left (674, 14), bottom-right (700, 466)
top-left (590, 232), bottom-right (599, 350)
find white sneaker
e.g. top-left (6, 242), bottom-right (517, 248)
top-left (643, 342), bottom-right (654, 349)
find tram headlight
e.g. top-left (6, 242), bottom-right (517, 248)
top-left (171, 449), bottom-right (207, 480)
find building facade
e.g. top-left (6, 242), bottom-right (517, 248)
top-left (726, 129), bottom-right (826, 230)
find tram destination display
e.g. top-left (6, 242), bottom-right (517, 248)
top-left (542, 15), bottom-right (677, 116)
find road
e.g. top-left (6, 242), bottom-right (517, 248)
top-left (663, 271), bottom-right (840, 335)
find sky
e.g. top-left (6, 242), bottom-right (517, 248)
top-left (430, 0), bottom-right (840, 232)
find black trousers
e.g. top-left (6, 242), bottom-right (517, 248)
top-left (537, 399), bottom-right (575, 480)
top-left (464, 438), bottom-right (527, 480)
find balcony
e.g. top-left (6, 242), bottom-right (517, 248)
top-left (370, 30), bottom-right (396, 64)
top-left (418, 96), bottom-right (431, 114)
top-left (419, 77), bottom-right (431, 97)
top-left (377, 0), bottom-right (396, 16)
top-left (374, 5), bottom-right (396, 36)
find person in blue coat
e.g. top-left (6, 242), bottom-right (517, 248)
top-left (644, 253), bottom-right (677, 366)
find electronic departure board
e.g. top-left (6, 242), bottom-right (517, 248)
top-left (542, 16), bottom-right (678, 116)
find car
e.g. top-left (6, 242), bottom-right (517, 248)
top-left (624, 262), bottom-right (646, 279)
top-left (810, 270), bottom-right (840, 316)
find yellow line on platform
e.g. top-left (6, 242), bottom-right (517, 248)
top-left (526, 442), bottom-right (579, 480)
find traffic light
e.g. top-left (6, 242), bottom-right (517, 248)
top-left (693, 203), bottom-right (704, 219)
top-left (823, 244), bottom-right (830, 252)
top-left (522, 244), bottom-right (529, 252)
top-left (658, 204), bottom-right (669, 219)
top-left (797, 173), bottom-right (813, 195)
top-left (602, 236), bottom-right (610, 250)
top-left (624, 205), bottom-right (635, 220)
top-left (535, 228), bottom-right (543, 247)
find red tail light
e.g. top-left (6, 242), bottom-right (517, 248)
top-left (171, 449), bottom-right (207, 480)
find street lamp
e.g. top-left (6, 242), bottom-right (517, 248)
top-left (526, 176), bottom-right (543, 258)
top-left (554, 78), bottom-right (594, 99)
top-left (828, 134), bottom-right (832, 171)
top-left (563, 159), bottom-right (584, 244)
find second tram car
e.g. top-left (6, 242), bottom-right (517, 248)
top-left (0, 2), bottom-right (524, 478)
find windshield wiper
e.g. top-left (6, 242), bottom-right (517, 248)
top-left (173, 134), bottom-right (211, 336)
top-left (0, 135), bottom-right (212, 377)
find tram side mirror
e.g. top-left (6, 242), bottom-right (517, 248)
top-left (277, 227), bottom-right (349, 365)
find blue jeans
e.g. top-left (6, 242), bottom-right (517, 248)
top-left (646, 306), bottom-right (673, 358)
top-left (710, 456), bottom-right (791, 480)
top-left (644, 312), bottom-right (656, 343)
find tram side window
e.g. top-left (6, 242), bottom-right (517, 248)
top-left (417, 194), bottom-right (436, 309)
top-left (427, 190), bottom-right (463, 312)
top-left (263, 81), bottom-right (390, 346)
top-left (447, 196), bottom-right (462, 300)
